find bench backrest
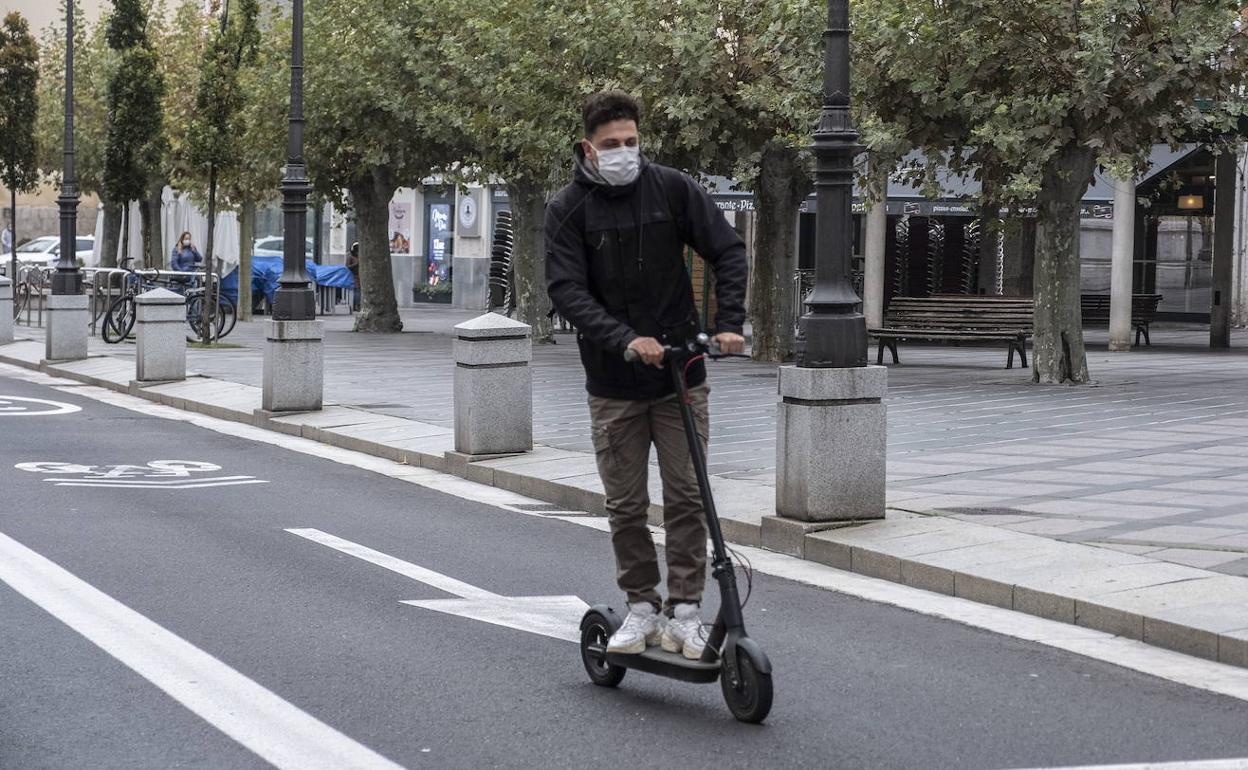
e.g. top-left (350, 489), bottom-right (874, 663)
top-left (882, 295), bottom-right (1034, 333)
top-left (1080, 294), bottom-right (1162, 322)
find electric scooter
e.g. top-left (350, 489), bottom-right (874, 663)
top-left (578, 333), bottom-right (773, 724)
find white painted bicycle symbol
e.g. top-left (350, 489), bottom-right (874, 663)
top-left (0, 396), bottom-right (82, 417)
top-left (15, 461), bottom-right (268, 489)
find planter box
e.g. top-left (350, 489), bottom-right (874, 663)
top-left (413, 289), bottom-right (453, 304)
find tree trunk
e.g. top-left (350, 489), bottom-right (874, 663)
top-left (10, 189), bottom-right (16, 282)
top-left (121, 204), bottom-right (131, 267)
top-left (100, 200), bottom-right (123, 269)
top-left (143, 182), bottom-right (164, 269)
top-left (508, 180), bottom-right (553, 342)
top-left (348, 166), bottom-right (403, 333)
top-left (138, 194), bottom-right (153, 268)
top-left (1032, 142), bottom-right (1096, 384)
top-left (202, 165), bottom-right (218, 346)
top-left (238, 198), bottom-right (255, 322)
top-left (750, 142), bottom-right (810, 362)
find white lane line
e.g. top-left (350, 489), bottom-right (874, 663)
top-left (48, 480), bottom-right (270, 490)
top-left (25, 372), bottom-right (1248, 705)
top-left (43, 476), bottom-right (259, 486)
top-left (287, 528), bottom-right (500, 601)
top-left (1009, 759), bottom-right (1248, 769)
top-left (0, 530), bottom-right (404, 770)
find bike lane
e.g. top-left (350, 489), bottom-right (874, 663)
top-left (2, 370), bottom-right (1248, 770)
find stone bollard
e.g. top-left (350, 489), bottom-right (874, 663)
top-left (776, 365), bottom-right (887, 522)
top-left (134, 288), bottom-right (187, 384)
top-left (453, 312), bottom-right (532, 455)
top-left (45, 293), bottom-right (90, 362)
top-left (262, 319), bottom-right (324, 413)
top-left (0, 277), bottom-right (12, 345)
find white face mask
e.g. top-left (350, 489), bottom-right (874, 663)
top-left (592, 144), bottom-right (641, 187)
top-left (182, 239), bottom-right (191, 246)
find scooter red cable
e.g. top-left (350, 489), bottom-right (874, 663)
top-left (681, 354), bottom-right (707, 404)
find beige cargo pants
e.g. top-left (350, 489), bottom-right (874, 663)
top-left (588, 384), bottom-right (709, 610)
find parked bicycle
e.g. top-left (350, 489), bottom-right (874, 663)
top-left (101, 258), bottom-right (161, 344)
top-left (185, 285), bottom-right (237, 343)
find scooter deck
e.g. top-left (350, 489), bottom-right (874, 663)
top-left (606, 647), bottom-right (721, 684)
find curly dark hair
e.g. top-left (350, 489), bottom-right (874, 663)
top-left (582, 91), bottom-right (642, 138)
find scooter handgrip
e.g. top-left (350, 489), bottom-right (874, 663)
top-left (624, 347), bottom-right (641, 363)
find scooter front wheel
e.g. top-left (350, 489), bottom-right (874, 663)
top-left (721, 644), bottom-right (772, 723)
top-left (580, 610), bottom-right (626, 688)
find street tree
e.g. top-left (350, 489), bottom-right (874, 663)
top-left (444, 0), bottom-right (635, 342)
top-left (0, 12), bottom-right (40, 280)
top-left (623, 0), bottom-right (824, 362)
top-left (103, 0), bottom-right (165, 268)
top-left (306, 0), bottom-right (466, 333)
top-left (36, 4), bottom-right (117, 263)
top-left (224, 8), bottom-right (286, 321)
top-left (855, 0), bottom-right (1247, 384)
top-left (181, 0), bottom-right (259, 343)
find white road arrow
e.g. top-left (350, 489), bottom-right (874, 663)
top-left (286, 528), bottom-right (588, 643)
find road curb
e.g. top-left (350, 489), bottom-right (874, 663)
top-left (3, 339), bottom-right (1246, 672)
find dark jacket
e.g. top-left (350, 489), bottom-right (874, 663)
top-left (545, 144), bottom-right (748, 400)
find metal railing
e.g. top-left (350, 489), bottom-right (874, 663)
top-left (11, 264), bottom-right (220, 336)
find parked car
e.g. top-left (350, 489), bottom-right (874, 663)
top-left (253, 235), bottom-right (314, 259)
top-left (10, 235), bottom-right (95, 266)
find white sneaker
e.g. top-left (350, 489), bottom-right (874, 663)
top-left (661, 603), bottom-right (706, 660)
top-left (607, 602), bottom-right (664, 655)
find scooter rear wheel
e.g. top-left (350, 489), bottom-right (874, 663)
top-left (580, 612), bottom-right (626, 688)
top-left (721, 647), bottom-right (772, 723)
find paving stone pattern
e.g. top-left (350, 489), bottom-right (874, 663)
top-left (31, 307), bottom-right (1248, 577)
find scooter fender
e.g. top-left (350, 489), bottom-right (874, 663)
top-left (581, 604), bottom-right (623, 633)
top-left (731, 635), bottom-right (773, 675)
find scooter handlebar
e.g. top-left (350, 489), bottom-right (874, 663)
top-left (623, 333), bottom-right (748, 364)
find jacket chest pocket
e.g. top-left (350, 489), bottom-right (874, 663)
top-left (586, 228), bottom-right (624, 306)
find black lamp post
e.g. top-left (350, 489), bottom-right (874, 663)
top-left (51, 0), bottom-right (81, 297)
top-left (797, 0), bottom-right (866, 369)
top-left (273, 0), bottom-right (315, 321)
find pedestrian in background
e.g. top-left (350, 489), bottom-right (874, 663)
top-left (171, 231), bottom-right (202, 273)
top-left (346, 241), bottom-right (360, 311)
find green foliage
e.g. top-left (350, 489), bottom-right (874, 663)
top-left (621, 0), bottom-right (824, 185)
top-left (305, 0), bottom-right (467, 199)
top-left (442, 0), bottom-right (630, 190)
top-left (853, 0), bottom-right (1248, 202)
top-left (180, 0), bottom-right (260, 193)
top-left (222, 6), bottom-right (285, 205)
top-left (103, 0), bottom-right (165, 207)
top-left (0, 12), bottom-right (41, 196)
top-left (160, 0), bottom-right (212, 190)
top-left (36, 1), bottom-right (112, 195)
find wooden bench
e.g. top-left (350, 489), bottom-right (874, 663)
top-left (1080, 293), bottom-right (1163, 346)
top-left (870, 295), bottom-right (1034, 369)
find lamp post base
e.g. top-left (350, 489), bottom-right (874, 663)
top-left (44, 293), bottom-right (89, 362)
top-left (262, 319), bottom-right (323, 412)
top-left (272, 287), bottom-right (317, 321)
top-left (795, 312), bottom-right (868, 369)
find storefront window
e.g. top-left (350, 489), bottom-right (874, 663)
top-left (425, 196), bottom-right (454, 286)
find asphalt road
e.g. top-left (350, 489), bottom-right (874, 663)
top-left (1, 371), bottom-right (1247, 770)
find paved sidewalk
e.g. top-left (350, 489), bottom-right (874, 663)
top-left (6, 312), bottom-right (1248, 669)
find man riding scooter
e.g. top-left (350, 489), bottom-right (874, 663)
top-left (545, 91), bottom-right (749, 660)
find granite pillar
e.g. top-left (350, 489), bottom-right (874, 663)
top-left (453, 312), bottom-right (532, 455)
top-left (262, 319), bottom-right (324, 412)
top-left (134, 288), bottom-right (187, 383)
top-left (776, 364), bottom-right (887, 522)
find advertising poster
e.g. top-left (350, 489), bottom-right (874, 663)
top-left (388, 202), bottom-right (412, 254)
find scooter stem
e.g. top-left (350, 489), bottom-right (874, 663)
top-left (669, 360), bottom-right (732, 566)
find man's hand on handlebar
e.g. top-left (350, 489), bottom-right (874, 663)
top-left (712, 332), bottom-right (745, 356)
top-left (626, 336), bottom-right (666, 368)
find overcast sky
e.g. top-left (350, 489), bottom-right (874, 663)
top-left (1, 1), bottom-right (109, 37)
